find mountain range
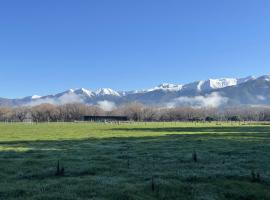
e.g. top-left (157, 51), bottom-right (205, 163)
top-left (1, 75), bottom-right (270, 109)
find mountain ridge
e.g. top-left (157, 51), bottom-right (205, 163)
top-left (1, 75), bottom-right (269, 108)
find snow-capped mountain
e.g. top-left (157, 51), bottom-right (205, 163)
top-left (95, 88), bottom-right (120, 96)
top-left (181, 76), bottom-right (255, 93)
top-left (216, 75), bottom-right (270, 105)
top-left (74, 88), bottom-right (94, 97)
top-left (1, 75), bottom-right (270, 108)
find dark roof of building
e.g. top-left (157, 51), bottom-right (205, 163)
top-left (83, 116), bottom-right (128, 121)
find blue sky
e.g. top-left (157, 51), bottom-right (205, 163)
top-left (0, 0), bottom-right (270, 98)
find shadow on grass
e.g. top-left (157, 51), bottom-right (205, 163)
top-left (0, 125), bottom-right (270, 148)
top-left (0, 125), bottom-right (270, 199)
top-left (110, 125), bottom-right (270, 133)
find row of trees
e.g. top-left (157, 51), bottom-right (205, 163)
top-left (1, 103), bottom-right (270, 122)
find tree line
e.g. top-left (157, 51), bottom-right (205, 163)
top-left (0, 103), bottom-right (270, 122)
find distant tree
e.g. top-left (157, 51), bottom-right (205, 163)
top-left (0, 107), bottom-right (12, 121)
top-left (14, 107), bottom-right (29, 122)
top-left (1, 102), bottom-right (270, 122)
top-left (120, 102), bottom-right (144, 121)
top-left (85, 105), bottom-right (104, 116)
top-left (141, 107), bottom-right (157, 121)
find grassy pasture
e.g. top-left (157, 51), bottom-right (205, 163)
top-left (0, 122), bottom-right (270, 200)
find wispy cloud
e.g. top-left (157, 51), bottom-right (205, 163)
top-left (97, 100), bottom-right (116, 111)
top-left (167, 92), bottom-right (228, 108)
top-left (25, 93), bottom-right (83, 106)
top-left (58, 93), bottom-right (83, 104)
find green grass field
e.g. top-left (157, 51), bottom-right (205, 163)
top-left (0, 122), bottom-right (270, 200)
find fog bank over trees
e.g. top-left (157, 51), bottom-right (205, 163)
top-left (0, 103), bottom-right (270, 122)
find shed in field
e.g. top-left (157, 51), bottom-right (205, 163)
top-left (82, 116), bottom-right (128, 122)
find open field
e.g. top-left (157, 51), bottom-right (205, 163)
top-left (0, 122), bottom-right (270, 200)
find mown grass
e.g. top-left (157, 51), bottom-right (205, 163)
top-left (0, 122), bottom-right (270, 200)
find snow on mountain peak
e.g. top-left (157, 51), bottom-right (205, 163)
top-left (208, 78), bottom-right (238, 89)
top-left (182, 77), bottom-right (253, 92)
top-left (196, 81), bottom-right (205, 91)
top-left (74, 88), bottom-right (94, 97)
top-left (81, 88), bottom-right (93, 96)
top-left (31, 95), bottom-right (42, 99)
top-left (147, 83), bottom-right (183, 92)
top-left (183, 78), bottom-right (238, 92)
top-left (201, 76), bottom-right (256, 90)
top-left (159, 83), bottom-right (183, 90)
top-left (95, 88), bottom-right (120, 96)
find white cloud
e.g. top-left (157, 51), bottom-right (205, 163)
top-left (58, 93), bottom-right (83, 104)
top-left (167, 92), bottom-right (228, 108)
top-left (25, 98), bottom-right (58, 106)
top-left (25, 93), bottom-right (83, 106)
top-left (97, 100), bottom-right (116, 111)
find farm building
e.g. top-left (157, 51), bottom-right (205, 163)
top-left (82, 116), bottom-right (128, 122)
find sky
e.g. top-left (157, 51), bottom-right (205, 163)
top-left (0, 0), bottom-right (270, 98)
